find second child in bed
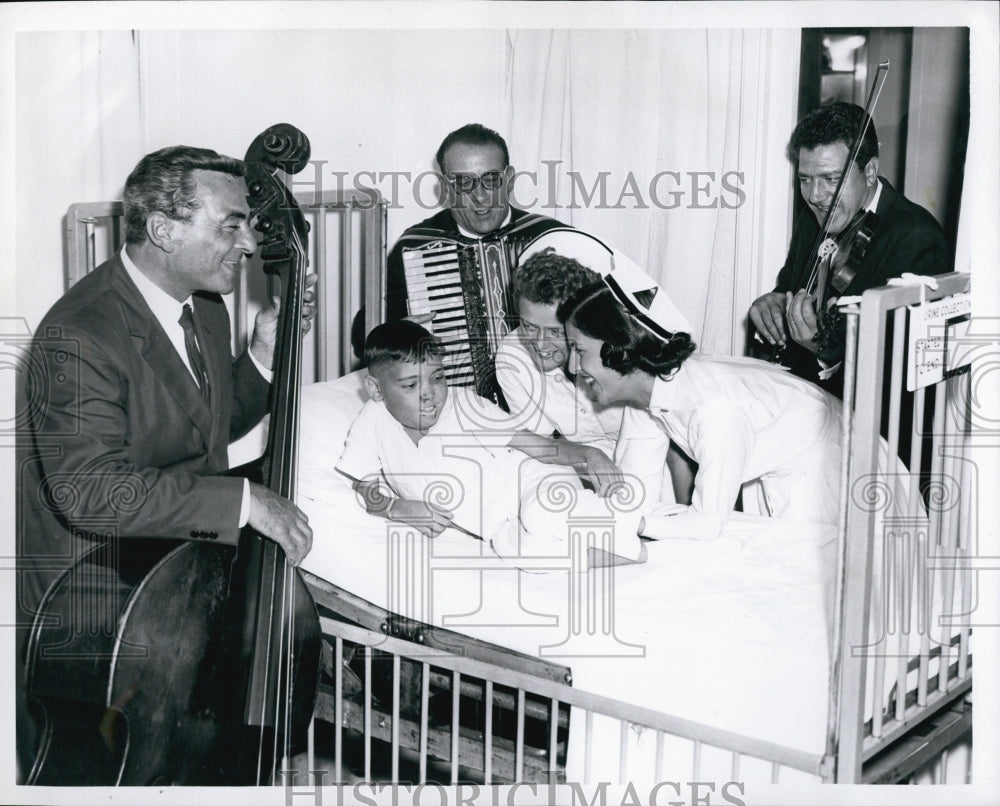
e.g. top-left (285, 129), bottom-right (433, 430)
top-left (336, 320), bottom-right (650, 569)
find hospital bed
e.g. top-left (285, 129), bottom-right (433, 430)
top-left (61, 194), bottom-right (974, 787)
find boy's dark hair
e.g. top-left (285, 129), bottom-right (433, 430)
top-left (364, 319), bottom-right (445, 369)
top-left (558, 281), bottom-right (696, 379)
top-left (513, 247), bottom-right (599, 307)
top-left (435, 123), bottom-right (510, 173)
top-left (787, 101), bottom-right (879, 170)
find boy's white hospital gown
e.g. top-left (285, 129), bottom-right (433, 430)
top-left (338, 386), bottom-right (644, 565)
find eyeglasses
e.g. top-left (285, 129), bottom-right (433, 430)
top-left (520, 321), bottom-right (565, 341)
top-left (446, 170), bottom-right (507, 194)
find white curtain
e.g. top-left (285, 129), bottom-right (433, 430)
top-left (15, 30), bottom-right (142, 329)
top-left (505, 29), bottom-right (800, 357)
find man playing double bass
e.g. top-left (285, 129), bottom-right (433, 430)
top-left (749, 102), bottom-right (951, 396)
top-left (17, 145), bottom-right (316, 781)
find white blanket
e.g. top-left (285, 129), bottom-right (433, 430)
top-left (296, 372), bottom-right (961, 784)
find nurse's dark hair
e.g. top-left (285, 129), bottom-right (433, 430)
top-left (557, 282), bottom-right (696, 378)
top-left (365, 320), bottom-right (445, 369)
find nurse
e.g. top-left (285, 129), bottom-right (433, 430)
top-left (558, 263), bottom-right (843, 539)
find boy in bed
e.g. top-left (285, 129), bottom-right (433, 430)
top-left (336, 319), bottom-right (651, 569)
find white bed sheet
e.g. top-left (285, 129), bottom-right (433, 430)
top-left (300, 483), bottom-right (835, 777)
top-left (296, 372), bottom-right (964, 785)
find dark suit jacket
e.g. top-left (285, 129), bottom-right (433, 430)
top-left (771, 178), bottom-right (951, 394)
top-left (18, 253), bottom-right (271, 618)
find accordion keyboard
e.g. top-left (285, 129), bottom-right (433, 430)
top-left (402, 242), bottom-right (492, 393)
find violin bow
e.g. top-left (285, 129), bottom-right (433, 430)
top-left (804, 59), bottom-right (890, 307)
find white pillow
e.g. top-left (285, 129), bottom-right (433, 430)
top-left (297, 369), bottom-right (370, 504)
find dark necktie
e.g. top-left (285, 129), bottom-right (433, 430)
top-left (179, 303), bottom-right (211, 402)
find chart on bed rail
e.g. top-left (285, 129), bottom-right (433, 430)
top-left (907, 292), bottom-right (972, 391)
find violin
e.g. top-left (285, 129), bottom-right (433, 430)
top-left (812, 208), bottom-right (882, 362)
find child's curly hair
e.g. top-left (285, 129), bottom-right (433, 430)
top-left (513, 247), bottom-right (599, 306)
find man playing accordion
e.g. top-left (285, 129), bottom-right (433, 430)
top-left (352, 123), bottom-right (568, 404)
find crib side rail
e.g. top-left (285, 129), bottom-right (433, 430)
top-left (303, 569), bottom-right (570, 685)
top-left (314, 616), bottom-right (827, 785)
top-left (305, 190), bottom-right (387, 380)
top-left (832, 272), bottom-right (974, 783)
top-left (65, 201), bottom-right (126, 287)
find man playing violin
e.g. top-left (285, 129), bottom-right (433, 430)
top-left (749, 102), bottom-right (950, 396)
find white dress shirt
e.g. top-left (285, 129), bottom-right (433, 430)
top-left (121, 247), bottom-right (203, 381)
top-left (455, 209), bottom-right (512, 240)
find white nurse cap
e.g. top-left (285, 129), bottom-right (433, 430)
top-left (602, 260), bottom-right (693, 340)
top-left (518, 228), bottom-right (692, 337)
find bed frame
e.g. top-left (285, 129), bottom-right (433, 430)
top-left (62, 198), bottom-right (974, 786)
top-left (831, 272), bottom-right (974, 783)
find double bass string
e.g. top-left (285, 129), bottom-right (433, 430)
top-left (243, 128), bottom-right (319, 786)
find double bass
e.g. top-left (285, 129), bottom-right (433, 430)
top-left (24, 124), bottom-right (321, 785)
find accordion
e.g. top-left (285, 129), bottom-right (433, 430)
top-left (402, 237), bottom-right (518, 402)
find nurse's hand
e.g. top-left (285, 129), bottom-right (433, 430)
top-left (582, 447), bottom-right (626, 498)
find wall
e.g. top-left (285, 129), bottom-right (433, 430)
top-left (14, 31), bottom-right (143, 331)
top-left (14, 28), bottom-right (509, 333)
top-left (7, 23), bottom-right (987, 351)
top-left (905, 27), bottom-right (970, 248)
top-left (13, 26), bottom-right (798, 359)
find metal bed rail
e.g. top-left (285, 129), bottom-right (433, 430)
top-left (310, 616), bottom-right (828, 785)
top-left (831, 272), bottom-right (974, 783)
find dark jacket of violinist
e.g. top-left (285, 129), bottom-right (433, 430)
top-left (749, 102), bottom-right (951, 397)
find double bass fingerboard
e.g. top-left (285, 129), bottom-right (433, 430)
top-left (401, 238), bottom-right (516, 402)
